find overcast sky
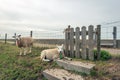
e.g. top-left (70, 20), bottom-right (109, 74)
top-left (0, 0), bottom-right (120, 38)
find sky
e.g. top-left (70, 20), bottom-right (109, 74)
top-left (0, 0), bottom-right (120, 39)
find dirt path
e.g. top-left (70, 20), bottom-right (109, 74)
top-left (101, 48), bottom-right (120, 55)
top-left (1, 41), bottom-right (120, 55)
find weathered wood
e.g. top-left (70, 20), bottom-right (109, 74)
top-left (94, 28), bottom-right (97, 47)
top-left (64, 25), bottom-right (100, 60)
top-left (81, 26), bottom-right (87, 59)
top-left (5, 33), bottom-right (7, 44)
top-left (70, 28), bottom-right (74, 57)
top-left (74, 31), bottom-right (89, 35)
top-left (88, 25), bottom-right (94, 60)
top-left (65, 25), bottom-right (71, 57)
top-left (14, 33), bottom-right (16, 45)
top-left (65, 29), bottom-right (69, 56)
top-left (113, 26), bottom-right (117, 48)
top-left (30, 31), bottom-right (33, 37)
top-left (75, 27), bottom-right (80, 58)
top-left (97, 25), bottom-right (101, 60)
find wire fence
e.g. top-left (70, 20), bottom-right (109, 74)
top-left (0, 30), bottom-right (65, 39)
top-left (101, 26), bottom-right (119, 39)
top-left (0, 25), bottom-right (119, 39)
top-left (0, 25), bottom-right (120, 55)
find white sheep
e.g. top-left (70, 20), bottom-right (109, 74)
top-left (40, 44), bottom-right (65, 61)
top-left (15, 35), bottom-right (33, 55)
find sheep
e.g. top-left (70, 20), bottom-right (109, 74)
top-left (40, 44), bottom-right (65, 61)
top-left (15, 35), bottom-right (33, 55)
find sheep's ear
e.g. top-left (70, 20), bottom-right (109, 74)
top-left (61, 44), bottom-right (64, 48)
top-left (56, 44), bottom-right (59, 48)
top-left (18, 35), bottom-right (21, 37)
top-left (61, 44), bottom-right (63, 47)
top-left (56, 44), bottom-right (58, 48)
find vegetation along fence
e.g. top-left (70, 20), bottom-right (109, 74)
top-left (64, 25), bottom-right (101, 60)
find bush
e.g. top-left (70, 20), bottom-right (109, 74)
top-left (94, 50), bottom-right (111, 61)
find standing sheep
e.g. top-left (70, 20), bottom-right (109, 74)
top-left (15, 35), bottom-right (33, 55)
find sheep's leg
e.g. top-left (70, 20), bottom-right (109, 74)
top-left (43, 58), bottom-right (50, 62)
top-left (23, 48), bottom-right (27, 55)
top-left (19, 48), bottom-right (23, 55)
top-left (28, 47), bottom-right (31, 53)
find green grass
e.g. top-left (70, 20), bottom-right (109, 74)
top-left (0, 42), bottom-right (119, 80)
top-left (0, 42), bottom-right (59, 80)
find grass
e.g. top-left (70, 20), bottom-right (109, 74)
top-left (0, 42), bottom-right (120, 80)
top-left (0, 42), bottom-right (59, 80)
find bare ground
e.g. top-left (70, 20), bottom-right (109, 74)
top-left (102, 48), bottom-right (120, 55)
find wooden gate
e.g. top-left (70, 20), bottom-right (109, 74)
top-left (64, 25), bottom-right (101, 60)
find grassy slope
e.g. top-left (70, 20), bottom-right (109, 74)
top-left (0, 42), bottom-right (59, 80)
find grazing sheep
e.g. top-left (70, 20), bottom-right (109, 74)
top-left (40, 44), bottom-right (65, 61)
top-left (15, 35), bottom-right (33, 55)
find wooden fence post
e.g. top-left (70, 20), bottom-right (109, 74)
top-left (97, 25), bottom-right (101, 60)
top-left (5, 33), bottom-right (7, 44)
top-left (70, 28), bottom-right (74, 57)
top-left (14, 33), bottom-right (16, 45)
top-left (88, 25), bottom-right (94, 60)
top-left (113, 26), bottom-right (117, 48)
top-left (65, 29), bottom-right (69, 56)
top-left (81, 26), bottom-right (87, 59)
top-left (64, 25), bottom-right (71, 56)
top-left (30, 31), bottom-right (33, 37)
top-left (75, 27), bottom-right (80, 58)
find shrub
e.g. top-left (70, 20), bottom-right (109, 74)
top-left (94, 50), bottom-right (111, 61)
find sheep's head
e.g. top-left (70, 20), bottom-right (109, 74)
top-left (16, 35), bottom-right (21, 41)
top-left (57, 44), bottom-right (65, 59)
top-left (56, 44), bottom-right (64, 55)
top-left (15, 35), bottom-right (21, 46)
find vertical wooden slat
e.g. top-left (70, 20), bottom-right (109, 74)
top-left (94, 28), bottom-right (97, 47)
top-left (97, 25), bottom-right (101, 60)
top-left (81, 26), bottom-right (87, 59)
top-left (70, 28), bottom-right (74, 58)
top-left (75, 27), bottom-right (80, 58)
top-left (65, 29), bottom-right (69, 56)
top-left (88, 25), bottom-right (94, 60)
top-left (65, 25), bottom-right (71, 57)
top-left (68, 25), bottom-right (71, 57)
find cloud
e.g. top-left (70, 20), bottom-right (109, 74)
top-left (0, 0), bottom-right (120, 38)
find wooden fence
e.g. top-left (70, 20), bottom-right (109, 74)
top-left (64, 25), bottom-right (101, 60)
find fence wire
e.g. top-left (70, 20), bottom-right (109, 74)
top-left (101, 25), bottom-right (120, 39)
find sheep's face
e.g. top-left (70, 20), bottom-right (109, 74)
top-left (15, 35), bottom-right (21, 46)
top-left (57, 44), bottom-right (64, 54)
top-left (16, 35), bottom-right (21, 41)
